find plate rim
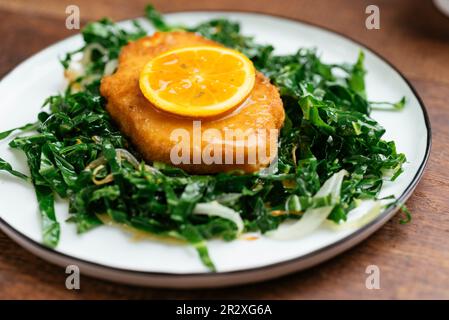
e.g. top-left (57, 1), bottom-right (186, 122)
top-left (0, 10), bottom-right (432, 283)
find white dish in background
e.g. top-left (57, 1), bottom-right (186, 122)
top-left (434, 0), bottom-right (449, 17)
top-left (0, 12), bottom-right (431, 288)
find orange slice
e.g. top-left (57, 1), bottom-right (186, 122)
top-left (139, 45), bottom-right (256, 117)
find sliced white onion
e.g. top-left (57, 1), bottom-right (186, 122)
top-left (116, 148), bottom-right (140, 168)
top-left (268, 169), bottom-right (347, 240)
top-left (193, 201), bottom-right (244, 234)
top-left (80, 43), bottom-right (107, 66)
top-left (103, 59), bottom-right (118, 76)
top-left (269, 206), bottom-right (334, 240)
top-left (214, 193), bottom-right (242, 205)
top-left (381, 163), bottom-right (401, 180)
top-left (315, 169), bottom-right (348, 200)
top-left (65, 44), bottom-right (108, 88)
top-left (325, 200), bottom-right (382, 230)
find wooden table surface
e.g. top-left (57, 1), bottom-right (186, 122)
top-left (0, 0), bottom-right (448, 299)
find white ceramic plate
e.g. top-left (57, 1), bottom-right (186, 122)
top-left (0, 11), bottom-right (430, 288)
top-left (434, 0), bottom-right (449, 18)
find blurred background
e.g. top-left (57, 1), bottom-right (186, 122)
top-left (0, 0), bottom-right (448, 299)
top-left (1, 0), bottom-right (449, 83)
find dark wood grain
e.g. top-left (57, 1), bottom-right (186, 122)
top-left (0, 0), bottom-right (448, 299)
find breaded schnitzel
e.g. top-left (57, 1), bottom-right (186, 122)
top-left (100, 32), bottom-right (284, 174)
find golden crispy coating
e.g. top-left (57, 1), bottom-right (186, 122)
top-left (100, 32), bottom-right (284, 173)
